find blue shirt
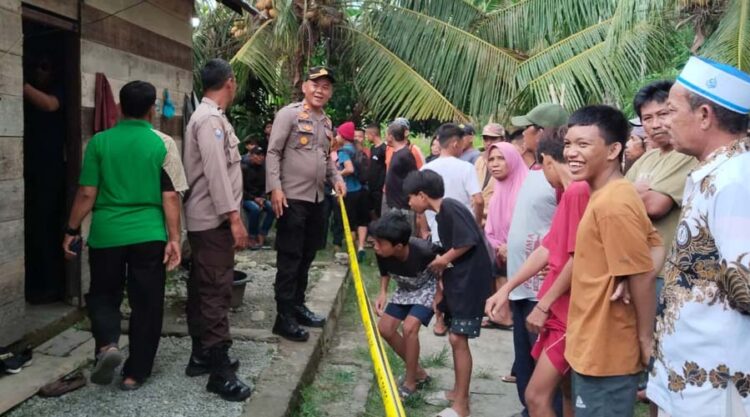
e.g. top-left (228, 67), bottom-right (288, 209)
top-left (337, 143), bottom-right (363, 192)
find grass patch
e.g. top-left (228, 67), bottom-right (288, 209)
top-left (421, 346), bottom-right (450, 369)
top-left (475, 367), bottom-right (493, 380)
top-left (291, 367), bottom-right (359, 417)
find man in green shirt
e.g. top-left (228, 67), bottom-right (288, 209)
top-left (62, 81), bottom-right (184, 391)
top-left (627, 80), bottom-right (698, 292)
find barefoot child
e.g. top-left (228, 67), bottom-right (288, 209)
top-left (486, 128), bottom-right (589, 417)
top-left (404, 168), bottom-right (492, 417)
top-left (371, 212), bottom-right (438, 399)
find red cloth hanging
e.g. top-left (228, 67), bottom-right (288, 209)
top-left (93, 73), bottom-right (117, 133)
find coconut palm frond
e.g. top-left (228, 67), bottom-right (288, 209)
top-left (343, 26), bottom-right (470, 122)
top-left (231, 20), bottom-right (283, 95)
top-left (516, 20), bottom-right (612, 88)
top-left (389, 0), bottom-right (486, 30)
top-left (605, 0), bottom-right (675, 49)
top-left (361, 2), bottom-right (520, 118)
top-left (473, 0), bottom-right (617, 53)
top-left (699, 0), bottom-right (750, 71)
top-left (512, 22), bottom-right (674, 113)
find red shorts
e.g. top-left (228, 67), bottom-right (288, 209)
top-left (530, 317), bottom-right (570, 375)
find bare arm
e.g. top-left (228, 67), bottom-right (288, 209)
top-left (415, 213), bottom-right (430, 240)
top-left (536, 256), bottom-right (573, 311)
top-left (66, 186), bottom-right (98, 229)
top-left (640, 190), bottom-right (675, 220)
top-left (340, 160), bottom-right (355, 177)
top-left (162, 191), bottom-right (181, 243)
top-left (627, 244), bottom-right (665, 366)
top-left (428, 246), bottom-right (471, 274)
top-left (471, 193), bottom-right (484, 226)
top-left (23, 83), bottom-right (60, 112)
top-left (504, 245), bottom-right (549, 293)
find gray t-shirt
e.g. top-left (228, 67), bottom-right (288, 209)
top-left (459, 148), bottom-right (481, 165)
top-left (506, 170), bottom-right (557, 301)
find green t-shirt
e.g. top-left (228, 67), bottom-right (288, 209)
top-left (625, 148), bottom-right (697, 266)
top-left (80, 119), bottom-right (168, 248)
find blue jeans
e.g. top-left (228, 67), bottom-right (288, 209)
top-left (242, 199), bottom-right (274, 236)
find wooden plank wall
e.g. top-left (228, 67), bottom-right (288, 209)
top-left (0, 0), bottom-right (26, 346)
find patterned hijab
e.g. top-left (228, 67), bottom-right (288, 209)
top-left (484, 142), bottom-right (529, 249)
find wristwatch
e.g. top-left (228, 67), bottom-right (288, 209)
top-left (64, 225), bottom-right (81, 236)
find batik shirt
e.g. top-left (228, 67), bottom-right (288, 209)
top-left (648, 137), bottom-right (750, 417)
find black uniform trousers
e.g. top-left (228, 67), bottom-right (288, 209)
top-left (186, 223), bottom-right (234, 354)
top-left (274, 199), bottom-right (326, 315)
top-left (87, 241), bottom-right (166, 382)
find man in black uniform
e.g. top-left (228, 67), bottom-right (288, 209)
top-left (266, 67), bottom-right (346, 341)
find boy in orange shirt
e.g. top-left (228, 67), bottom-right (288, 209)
top-left (563, 105), bottom-right (664, 417)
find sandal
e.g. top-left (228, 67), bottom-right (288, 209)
top-left (398, 383), bottom-right (416, 400)
top-left (436, 407), bottom-right (470, 417)
top-left (398, 374), bottom-right (432, 390)
top-left (501, 374), bottom-right (516, 383)
top-left (39, 371), bottom-right (87, 397)
top-left (424, 390), bottom-right (451, 407)
top-left (481, 318), bottom-right (513, 330)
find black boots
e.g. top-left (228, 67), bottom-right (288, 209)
top-left (293, 305), bottom-right (326, 328)
top-left (186, 338), bottom-right (239, 377)
top-left (272, 313), bottom-right (310, 342)
top-left (205, 345), bottom-right (252, 402)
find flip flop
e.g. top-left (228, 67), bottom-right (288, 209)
top-left (398, 383), bottom-right (416, 400)
top-left (424, 390), bottom-right (451, 407)
top-left (501, 374), bottom-right (517, 383)
top-left (435, 407), bottom-right (470, 417)
top-left (90, 348), bottom-right (124, 385)
top-left (39, 371), bottom-right (87, 397)
top-left (398, 374), bottom-right (432, 390)
top-left (481, 318), bottom-right (513, 331)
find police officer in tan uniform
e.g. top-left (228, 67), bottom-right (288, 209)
top-left (183, 59), bottom-right (251, 401)
top-left (266, 67), bottom-right (346, 341)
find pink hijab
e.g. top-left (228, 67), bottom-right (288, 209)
top-left (484, 142), bottom-right (529, 250)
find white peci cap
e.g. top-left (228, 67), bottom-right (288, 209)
top-left (676, 56), bottom-right (750, 115)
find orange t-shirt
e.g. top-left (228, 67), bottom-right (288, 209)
top-left (565, 178), bottom-right (662, 377)
top-left (385, 143), bottom-right (424, 170)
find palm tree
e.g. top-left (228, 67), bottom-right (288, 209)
top-left (230, 0), bottom-right (749, 123)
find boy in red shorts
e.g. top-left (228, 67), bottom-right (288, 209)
top-left (486, 128), bottom-right (589, 417)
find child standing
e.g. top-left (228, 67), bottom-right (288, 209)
top-left (563, 105), bottom-right (664, 417)
top-left (403, 169), bottom-right (492, 417)
top-left (486, 128), bottom-right (589, 417)
top-left (371, 212), bottom-right (438, 399)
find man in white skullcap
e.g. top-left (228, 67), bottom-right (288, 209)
top-left (647, 56), bottom-right (750, 417)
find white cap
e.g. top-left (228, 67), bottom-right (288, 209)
top-left (676, 56), bottom-right (750, 115)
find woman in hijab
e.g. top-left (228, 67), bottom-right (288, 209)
top-left (482, 141), bottom-right (529, 329)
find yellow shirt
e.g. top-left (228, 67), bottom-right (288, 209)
top-left (565, 179), bottom-right (662, 376)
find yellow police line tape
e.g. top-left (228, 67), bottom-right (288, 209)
top-left (338, 195), bottom-right (407, 417)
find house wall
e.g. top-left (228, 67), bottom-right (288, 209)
top-left (0, 0), bottom-right (193, 345)
top-left (0, 0), bottom-right (27, 346)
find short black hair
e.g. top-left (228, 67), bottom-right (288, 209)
top-left (355, 128), bottom-right (365, 133)
top-left (568, 105), bottom-right (630, 160)
top-left (633, 80), bottom-right (673, 118)
top-left (508, 129), bottom-right (523, 143)
top-left (368, 212), bottom-right (411, 246)
top-left (387, 123), bottom-right (407, 142)
top-left (436, 123), bottom-right (463, 148)
top-left (536, 126), bottom-right (567, 163)
top-left (688, 93), bottom-right (749, 134)
top-left (119, 80), bottom-right (156, 118)
top-left (201, 58), bottom-right (233, 91)
top-left (249, 146), bottom-right (265, 156)
top-left (403, 169), bottom-right (444, 199)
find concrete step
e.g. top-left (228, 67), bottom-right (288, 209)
top-left (0, 330), bottom-right (129, 415)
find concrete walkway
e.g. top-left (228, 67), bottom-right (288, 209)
top-left (4, 250), bottom-right (350, 417)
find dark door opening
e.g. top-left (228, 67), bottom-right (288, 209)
top-left (22, 12), bottom-right (81, 306)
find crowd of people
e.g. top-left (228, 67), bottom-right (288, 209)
top-left (57, 53), bottom-right (749, 417)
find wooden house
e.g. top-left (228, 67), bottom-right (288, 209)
top-left (0, 0), bottom-right (196, 346)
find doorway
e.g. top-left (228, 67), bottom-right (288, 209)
top-left (22, 8), bottom-right (81, 307)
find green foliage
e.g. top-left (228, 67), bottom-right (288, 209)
top-left (420, 346), bottom-right (450, 368)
